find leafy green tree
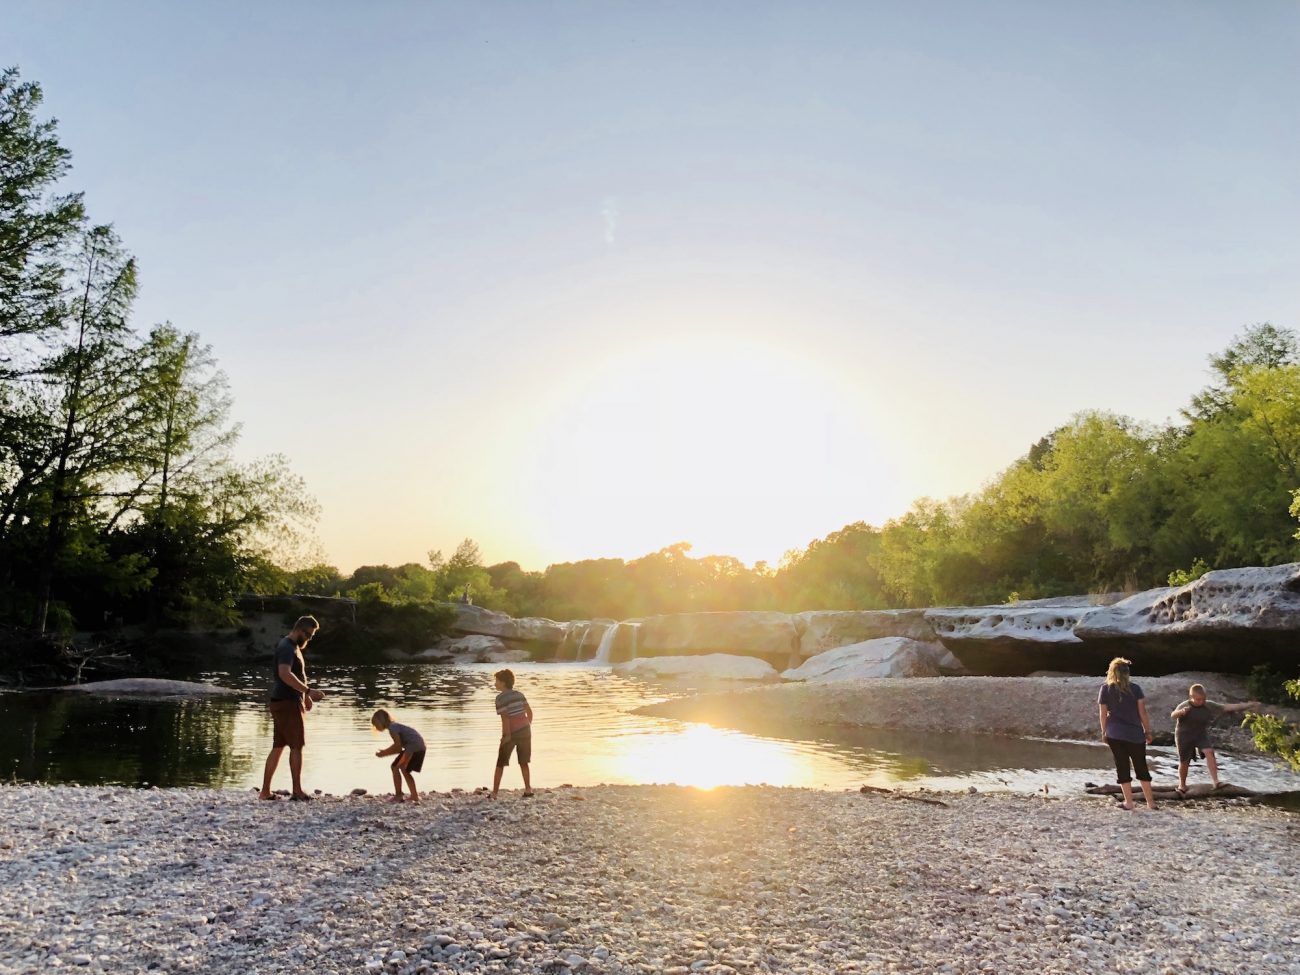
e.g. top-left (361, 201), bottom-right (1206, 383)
top-left (1186, 323), bottom-right (1298, 422)
top-left (32, 225), bottom-right (145, 632)
top-left (1245, 683), bottom-right (1300, 770)
top-left (0, 67), bottom-right (85, 352)
top-left (773, 522), bottom-right (881, 609)
top-left (429, 538), bottom-right (508, 608)
top-left (1181, 364), bottom-right (1300, 566)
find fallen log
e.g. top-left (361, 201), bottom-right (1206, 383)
top-left (1084, 781), bottom-right (1258, 800)
top-left (860, 784), bottom-right (949, 807)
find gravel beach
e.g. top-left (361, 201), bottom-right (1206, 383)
top-left (1, 785), bottom-right (1297, 975)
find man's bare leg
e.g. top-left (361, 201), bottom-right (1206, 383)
top-left (260, 746), bottom-right (284, 799)
top-left (1205, 748), bottom-right (1221, 788)
top-left (289, 747), bottom-right (306, 797)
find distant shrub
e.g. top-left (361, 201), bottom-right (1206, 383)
top-left (1167, 558), bottom-right (1211, 587)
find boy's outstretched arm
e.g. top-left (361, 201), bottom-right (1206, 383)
top-left (1171, 702), bottom-right (1190, 719)
top-left (1222, 700), bottom-right (1261, 713)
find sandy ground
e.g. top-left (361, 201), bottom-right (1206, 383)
top-left (1, 785), bottom-right (1298, 975)
top-left (637, 673), bottom-right (1299, 753)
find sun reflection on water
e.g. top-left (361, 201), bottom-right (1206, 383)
top-left (596, 723), bottom-right (815, 790)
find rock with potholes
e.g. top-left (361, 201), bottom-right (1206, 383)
top-left (924, 599), bottom-right (1106, 676)
top-left (929, 565), bottom-right (1300, 675)
top-left (1075, 566), bottom-right (1300, 676)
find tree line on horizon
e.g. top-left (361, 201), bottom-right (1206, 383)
top-left (287, 323), bottom-right (1300, 623)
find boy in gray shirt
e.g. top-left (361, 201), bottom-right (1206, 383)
top-left (1171, 683), bottom-right (1258, 792)
top-left (372, 709), bottom-right (427, 803)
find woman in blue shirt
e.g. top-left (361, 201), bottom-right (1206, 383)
top-left (1097, 656), bottom-right (1157, 811)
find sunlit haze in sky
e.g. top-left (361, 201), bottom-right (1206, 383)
top-left (9, 3), bottom-right (1300, 571)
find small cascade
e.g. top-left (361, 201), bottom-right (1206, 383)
top-left (555, 622), bottom-right (573, 661)
top-left (578, 622), bottom-right (604, 661)
top-left (592, 624), bottom-right (619, 665)
top-left (563, 622), bottom-right (592, 661)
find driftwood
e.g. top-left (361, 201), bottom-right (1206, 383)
top-left (1084, 781), bottom-right (1258, 800)
top-left (860, 785), bottom-right (949, 807)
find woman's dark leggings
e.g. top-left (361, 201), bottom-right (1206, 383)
top-left (1106, 737), bottom-right (1151, 784)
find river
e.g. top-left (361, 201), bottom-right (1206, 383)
top-left (2, 662), bottom-right (1292, 796)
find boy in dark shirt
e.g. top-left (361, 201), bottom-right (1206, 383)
top-left (491, 669), bottom-right (534, 800)
top-left (1171, 683), bottom-right (1259, 792)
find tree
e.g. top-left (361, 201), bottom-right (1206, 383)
top-left (32, 225), bottom-right (144, 632)
top-left (1180, 364), bottom-right (1300, 566)
top-left (0, 67), bottom-right (86, 354)
top-left (111, 325), bottom-right (240, 624)
top-left (1186, 323), bottom-right (1298, 422)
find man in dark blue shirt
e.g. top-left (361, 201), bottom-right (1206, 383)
top-left (258, 616), bottom-right (325, 800)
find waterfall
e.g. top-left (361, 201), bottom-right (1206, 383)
top-left (593, 623), bottom-right (619, 665)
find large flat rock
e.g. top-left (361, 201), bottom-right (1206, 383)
top-left (637, 612), bottom-right (800, 660)
top-left (782, 637), bottom-right (954, 681)
top-left (61, 678), bottom-right (239, 697)
top-left (794, 610), bottom-right (935, 655)
top-left (615, 653), bottom-right (779, 682)
top-left (450, 604), bottom-right (568, 646)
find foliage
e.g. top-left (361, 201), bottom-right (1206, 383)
top-left (0, 68), bottom-right (320, 636)
top-left (348, 581), bottom-right (456, 653)
top-left (0, 67), bottom-right (86, 352)
top-left (1245, 678), bottom-right (1300, 771)
top-left (1167, 558), bottom-right (1211, 587)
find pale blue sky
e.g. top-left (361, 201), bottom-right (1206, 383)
top-left (9, 2), bottom-right (1300, 571)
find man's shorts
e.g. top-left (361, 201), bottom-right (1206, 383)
top-left (496, 728), bottom-right (532, 767)
top-left (393, 749), bottom-right (426, 774)
top-left (268, 699), bottom-right (305, 749)
top-left (1177, 736), bottom-right (1211, 763)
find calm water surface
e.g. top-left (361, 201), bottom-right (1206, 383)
top-left (2, 663), bottom-right (1294, 796)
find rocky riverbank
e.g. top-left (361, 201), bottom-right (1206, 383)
top-left (637, 673), bottom-right (1300, 753)
top-left (1, 785), bottom-right (1297, 975)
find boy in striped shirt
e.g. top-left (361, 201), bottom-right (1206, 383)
top-left (491, 669), bottom-right (534, 799)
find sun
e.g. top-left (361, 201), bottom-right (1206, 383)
top-left (511, 333), bottom-right (886, 566)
